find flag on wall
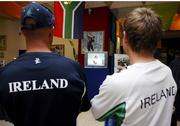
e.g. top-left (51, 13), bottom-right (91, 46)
top-left (54, 1), bottom-right (85, 39)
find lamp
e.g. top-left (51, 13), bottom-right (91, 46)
top-left (64, 1), bottom-right (72, 5)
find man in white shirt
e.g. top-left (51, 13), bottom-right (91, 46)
top-left (91, 7), bottom-right (177, 126)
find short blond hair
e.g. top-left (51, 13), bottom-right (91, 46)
top-left (123, 7), bottom-right (162, 53)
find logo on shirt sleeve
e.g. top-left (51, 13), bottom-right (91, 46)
top-left (34, 58), bottom-right (41, 64)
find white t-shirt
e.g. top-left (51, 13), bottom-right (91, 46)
top-left (91, 60), bottom-right (177, 126)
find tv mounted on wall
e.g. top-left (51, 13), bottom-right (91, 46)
top-left (84, 51), bottom-right (108, 68)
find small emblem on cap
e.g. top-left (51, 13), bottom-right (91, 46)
top-left (26, 9), bottom-right (32, 16)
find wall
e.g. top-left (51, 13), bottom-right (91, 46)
top-left (0, 18), bottom-right (26, 63)
top-left (0, 18), bottom-right (78, 64)
top-left (78, 7), bottom-right (111, 66)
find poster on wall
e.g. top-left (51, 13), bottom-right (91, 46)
top-left (50, 44), bottom-right (65, 56)
top-left (0, 35), bottom-right (6, 50)
top-left (114, 54), bottom-right (129, 73)
top-left (81, 31), bottom-right (104, 54)
top-left (0, 60), bottom-right (5, 68)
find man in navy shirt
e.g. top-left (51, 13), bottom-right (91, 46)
top-left (0, 3), bottom-right (90, 126)
top-left (169, 57), bottom-right (180, 126)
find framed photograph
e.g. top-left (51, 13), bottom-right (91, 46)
top-left (0, 35), bottom-right (6, 50)
top-left (114, 54), bottom-right (129, 73)
top-left (0, 60), bottom-right (5, 68)
top-left (50, 44), bottom-right (65, 56)
top-left (81, 31), bottom-right (104, 54)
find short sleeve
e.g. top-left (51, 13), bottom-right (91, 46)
top-left (79, 86), bottom-right (91, 112)
top-left (79, 70), bottom-right (91, 112)
top-left (75, 63), bottom-right (91, 112)
top-left (91, 74), bottom-right (127, 121)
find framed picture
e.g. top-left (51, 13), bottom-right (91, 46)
top-left (114, 54), bottom-right (129, 73)
top-left (0, 60), bottom-right (5, 68)
top-left (50, 44), bottom-right (65, 56)
top-left (0, 35), bottom-right (6, 50)
top-left (81, 31), bottom-right (104, 54)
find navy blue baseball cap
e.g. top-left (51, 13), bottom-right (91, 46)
top-left (21, 2), bottom-right (54, 30)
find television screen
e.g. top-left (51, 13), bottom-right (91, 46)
top-left (84, 51), bottom-right (108, 68)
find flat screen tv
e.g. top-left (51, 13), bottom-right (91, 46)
top-left (84, 51), bottom-right (108, 68)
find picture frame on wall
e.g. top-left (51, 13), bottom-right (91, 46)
top-left (0, 60), bottom-right (5, 68)
top-left (0, 35), bottom-right (6, 50)
top-left (114, 54), bottom-right (129, 73)
top-left (50, 44), bottom-right (65, 56)
top-left (81, 31), bottom-right (104, 54)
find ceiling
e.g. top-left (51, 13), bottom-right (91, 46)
top-left (85, 1), bottom-right (180, 18)
top-left (85, 1), bottom-right (162, 9)
top-left (0, 1), bottom-right (179, 19)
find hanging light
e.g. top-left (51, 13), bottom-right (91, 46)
top-left (64, 1), bottom-right (72, 5)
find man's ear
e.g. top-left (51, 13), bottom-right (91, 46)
top-left (123, 31), bottom-right (128, 46)
top-left (48, 28), bottom-right (53, 37)
top-left (122, 31), bottom-right (129, 54)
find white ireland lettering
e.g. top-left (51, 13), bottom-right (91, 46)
top-left (8, 83), bottom-right (13, 93)
top-left (32, 80), bottom-right (41, 90)
top-left (50, 79), bottom-right (59, 88)
top-left (59, 79), bottom-right (68, 88)
top-left (13, 82), bottom-right (22, 92)
top-left (41, 80), bottom-right (50, 89)
top-left (22, 81), bottom-right (32, 91)
top-left (8, 79), bottom-right (69, 93)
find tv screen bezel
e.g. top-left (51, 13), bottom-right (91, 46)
top-left (84, 51), bottom-right (108, 68)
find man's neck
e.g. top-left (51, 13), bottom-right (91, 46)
top-left (26, 40), bottom-right (51, 53)
top-left (26, 48), bottom-right (51, 53)
top-left (128, 51), bottom-right (156, 64)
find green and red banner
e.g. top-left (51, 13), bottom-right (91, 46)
top-left (54, 1), bottom-right (85, 39)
